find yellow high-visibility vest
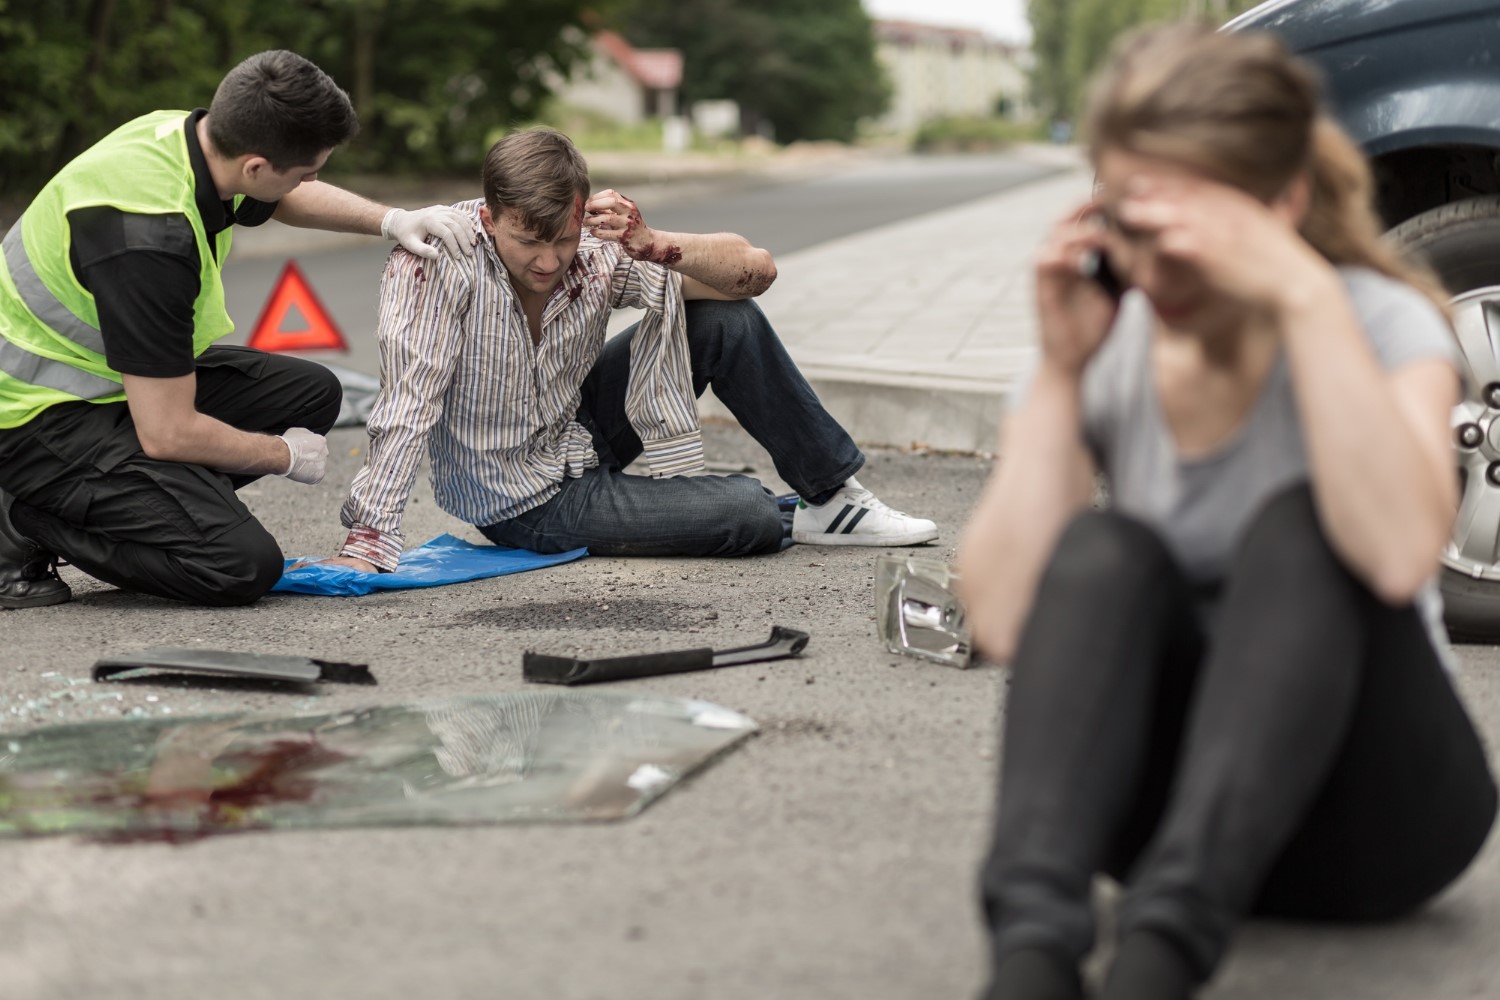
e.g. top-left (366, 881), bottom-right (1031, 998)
top-left (0, 110), bottom-right (236, 428)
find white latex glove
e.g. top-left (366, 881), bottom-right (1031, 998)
top-left (381, 205), bottom-right (473, 259)
top-left (278, 427), bottom-right (328, 485)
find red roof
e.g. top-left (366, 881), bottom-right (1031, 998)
top-left (874, 18), bottom-right (1016, 52)
top-left (594, 31), bottom-right (683, 90)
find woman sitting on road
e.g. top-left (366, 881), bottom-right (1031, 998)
top-left (956, 23), bottom-right (1497, 1000)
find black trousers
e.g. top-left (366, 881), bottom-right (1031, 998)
top-left (981, 485), bottom-right (1497, 984)
top-left (0, 346), bottom-right (341, 606)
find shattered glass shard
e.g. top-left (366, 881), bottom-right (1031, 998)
top-left (0, 692), bottom-right (756, 841)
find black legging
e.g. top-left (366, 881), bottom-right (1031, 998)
top-left (981, 485), bottom-right (1497, 988)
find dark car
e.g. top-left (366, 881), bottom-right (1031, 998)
top-left (1228, 0), bottom-right (1500, 639)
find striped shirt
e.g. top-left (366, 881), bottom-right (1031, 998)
top-left (338, 199), bottom-right (703, 571)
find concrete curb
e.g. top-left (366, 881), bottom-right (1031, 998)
top-left (704, 373), bottom-right (1009, 456)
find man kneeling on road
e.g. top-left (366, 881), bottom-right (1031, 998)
top-left (320, 127), bottom-right (937, 572)
top-left (0, 50), bottom-right (473, 609)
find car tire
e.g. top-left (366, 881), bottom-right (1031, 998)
top-left (1438, 566), bottom-right (1500, 643)
top-left (1390, 195), bottom-right (1500, 642)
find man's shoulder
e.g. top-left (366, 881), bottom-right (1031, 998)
top-left (382, 202), bottom-right (485, 291)
top-left (383, 244), bottom-right (468, 285)
top-left (452, 197), bottom-right (485, 218)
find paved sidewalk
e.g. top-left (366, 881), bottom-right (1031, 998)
top-left (624, 144), bottom-right (1091, 453)
top-left (753, 146), bottom-right (1088, 453)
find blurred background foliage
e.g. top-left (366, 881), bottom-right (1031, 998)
top-left (0, 0), bottom-right (891, 201)
top-left (1027, 0), bottom-right (1264, 124)
top-left (0, 0), bottom-right (613, 199)
top-left (911, 115), bottom-right (1045, 154)
top-left (0, 0), bottom-right (1272, 204)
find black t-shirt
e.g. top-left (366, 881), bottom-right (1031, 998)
top-left (66, 108), bottom-right (276, 378)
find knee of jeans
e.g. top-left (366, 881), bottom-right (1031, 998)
top-left (724, 484), bottom-right (784, 555)
top-left (687, 298), bottom-right (769, 342)
top-left (1041, 510), bottom-right (1174, 598)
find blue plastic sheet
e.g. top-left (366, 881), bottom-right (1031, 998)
top-left (272, 533), bottom-right (587, 596)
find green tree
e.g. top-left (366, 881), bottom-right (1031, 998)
top-left (619, 0), bottom-right (889, 144)
top-left (0, 0), bottom-right (229, 193)
top-left (1028, 0), bottom-right (1079, 124)
top-left (0, 0), bottom-right (612, 200)
top-left (1027, 0), bottom-right (1263, 126)
top-left (271, 0), bottom-right (606, 173)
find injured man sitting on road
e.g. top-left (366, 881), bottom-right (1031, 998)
top-left (315, 127), bottom-right (937, 572)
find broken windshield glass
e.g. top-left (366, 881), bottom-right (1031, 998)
top-left (0, 691), bottom-right (756, 841)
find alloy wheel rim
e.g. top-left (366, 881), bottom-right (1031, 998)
top-left (1445, 285), bottom-right (1500, 579)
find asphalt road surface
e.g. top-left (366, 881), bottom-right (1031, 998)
top-left (6, 156), bottom-right (1499, 1000)
top-left (6, 418), bottom-right (1500, 1000)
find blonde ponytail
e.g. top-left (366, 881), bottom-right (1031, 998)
top-left (1301, 118), bottom-right (1450, 314)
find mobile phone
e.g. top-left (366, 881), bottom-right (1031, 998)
top-left (1079, 249), bottom-right (1125, 302)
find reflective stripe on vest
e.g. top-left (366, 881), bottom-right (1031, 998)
top-left (2, 224), bottom-right (107, 354)
top-left (0, 226), bottom-right (119, 398)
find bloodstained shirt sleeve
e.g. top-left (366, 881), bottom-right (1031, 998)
top-left (605, 244), bottom-right (703, 476)
top-left (338, 249), bottom-right (471, 570)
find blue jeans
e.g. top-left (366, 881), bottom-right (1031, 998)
top-left (478, 299), bottom-right (864, 557)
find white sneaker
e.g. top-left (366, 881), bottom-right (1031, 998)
top-left (792, 478), bottom-right (938, 546)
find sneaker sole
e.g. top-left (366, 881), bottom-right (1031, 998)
top-left (792, 528), bottom-right (939, 547)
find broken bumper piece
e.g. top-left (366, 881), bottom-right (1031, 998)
top-left (92, 648), bottom-right (376, 686)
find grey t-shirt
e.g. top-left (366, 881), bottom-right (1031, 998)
top-left (1080, 266), bottom-right (1459, 586)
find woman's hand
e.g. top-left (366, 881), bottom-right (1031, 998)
top-left (1035, 202), bottom-right (1122, 376)
top-left (1116, 177), bottom-right (1334, 316)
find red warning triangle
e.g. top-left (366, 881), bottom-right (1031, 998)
top-left (246, 260), bottom-right (347, 353)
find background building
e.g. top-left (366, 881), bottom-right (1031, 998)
top-left (874, 19), bottom-right (1030, 132)
top-left (557, 29), bottom-right (684, 124)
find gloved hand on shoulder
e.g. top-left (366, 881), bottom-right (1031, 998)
top-left (381, 205), bottom-right (475, 260)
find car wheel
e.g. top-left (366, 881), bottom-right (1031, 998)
top-left (1391, 195), bottom-right (1500, 642)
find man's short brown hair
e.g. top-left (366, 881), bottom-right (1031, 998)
top-left (481, 127), bottom-right (591, 241)
top-left (208, 50), bottom-right (358, 170)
